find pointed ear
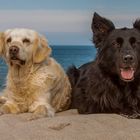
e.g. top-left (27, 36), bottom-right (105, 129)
top-left (91, 12), bottom-right (115, 47)
top-left (33, 35), bottom-right (52, 64)
top-left (133, 19), bottom-right (140, 30)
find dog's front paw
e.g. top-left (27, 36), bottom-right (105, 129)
top-left (0, 103), bottom-right (20, 115)
top-left (120, 112), bottom-right (140, 119)
top-left (28, 105), bottom-right (55, 121)
top-left (0, 104), bottom-right (11, 114)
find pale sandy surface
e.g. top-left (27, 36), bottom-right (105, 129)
top-left (0, 109), bottom-right (140, 140)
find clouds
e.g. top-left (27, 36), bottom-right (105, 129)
top-left (1, 9), bottom-right (138, 33)
top-left (0, 0), bottom-right (140, 45)
top-left (0, 10), bottom-right (93, 45)
top-left (0, 9), bottom-right (140, 45)
top-left (0, 10), bottom-right (92, 33)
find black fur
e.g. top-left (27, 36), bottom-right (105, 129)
top-left (67, 12), bottom-right (140, 119)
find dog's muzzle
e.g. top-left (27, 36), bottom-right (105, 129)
top-left (9, 46), bottom-right (19, 59)
top-left (120, 54), bottom-right (136, 82)
top-left (123, 54), bottom-right (134, 64)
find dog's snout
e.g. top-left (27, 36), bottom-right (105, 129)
top-left (9, 46), bottom-right (19, 54)
top-left (123, 54), bottom-right (134, 63)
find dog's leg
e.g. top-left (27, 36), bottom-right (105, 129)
top-left (28, 93), bottom-right (55, 120)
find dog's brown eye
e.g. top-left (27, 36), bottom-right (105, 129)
top-left (112, 37), bottom-right (123, 48)
top-left (129, 37), bottom-right (136, 45)
top-left (6, 37), bottom-right (11, 43)
top-left (23, 38), bottom-right (30, 44)
top-left (116, 37), bottom-right (123, 45)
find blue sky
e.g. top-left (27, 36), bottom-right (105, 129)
top-left (0, 0), bottom-right (140, 45)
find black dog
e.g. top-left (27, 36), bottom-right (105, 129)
top-left (67, 12), bottom-right (140, 119)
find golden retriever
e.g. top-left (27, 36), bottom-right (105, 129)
top-left (0, 28), bottom-right (71, 120)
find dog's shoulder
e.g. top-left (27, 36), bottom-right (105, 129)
top-left (30, 57), bottom-right (66, 86)
top-left (47, 57), bottom-right (66, 76)
top-left (78, 61), bottom-right (102, 81)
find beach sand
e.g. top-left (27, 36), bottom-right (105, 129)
top-left (0, 109), bottom-right (139, 140)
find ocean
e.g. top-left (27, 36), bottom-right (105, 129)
top-left (0, 45), bottom-right (96, 90)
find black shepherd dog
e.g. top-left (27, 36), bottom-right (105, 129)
top-left (67, 12), bottom-right (140, 119)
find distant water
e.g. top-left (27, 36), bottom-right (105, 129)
top-left (0, 45), bottom-right (96, 90)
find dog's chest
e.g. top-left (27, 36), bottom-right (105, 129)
top-left (8, 76), bottom-right (40, 108)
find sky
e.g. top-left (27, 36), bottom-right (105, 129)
top-left (0, 0), bottom-right (140, 45)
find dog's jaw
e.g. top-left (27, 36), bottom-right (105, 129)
top-left (120, 68), bottom-right (135, 82)
top-left (10, 59), bottom-right (26, 66)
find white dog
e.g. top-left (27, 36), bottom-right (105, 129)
top-left (0, 28), bottom-right (71, 120)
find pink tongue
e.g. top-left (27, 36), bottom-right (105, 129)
top-left (121, 69), bottom-right (134, 80)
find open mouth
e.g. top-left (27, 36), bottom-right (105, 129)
top-left (120, 67), bottom-right (135, 82)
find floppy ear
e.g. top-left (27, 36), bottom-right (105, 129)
top-left (133, 19), bottom-right (140, 30)
top-left (33, 35), bottom-right (52, 64)
top-left (0, 32), bottom-right (5, 55)
top-left (92, 12), bottom-right (115, 47)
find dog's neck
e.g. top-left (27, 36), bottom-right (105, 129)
top-left (8, 62), bottom-right (41, 84)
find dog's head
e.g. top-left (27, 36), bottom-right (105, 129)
top-left (92, 12), bottom-right (140, 82)
top-left (3, 28), bottom-right (51, 66)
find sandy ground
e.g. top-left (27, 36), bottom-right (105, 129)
top-left (0, 109), bottom-right (140, 140)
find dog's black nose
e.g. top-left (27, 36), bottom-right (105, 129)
top-left (9, 46), bottom-right (19, 54)
top-left (123, 54), bottom-right (134, 63)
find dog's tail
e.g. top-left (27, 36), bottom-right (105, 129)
top-left (67, 65), bottom-right (80, 88)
